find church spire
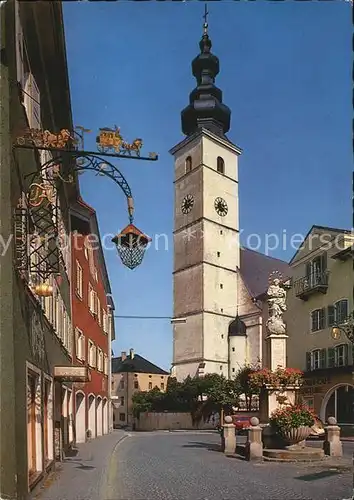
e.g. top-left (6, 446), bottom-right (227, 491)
top-left (181, 5), bottom-right (231, 138)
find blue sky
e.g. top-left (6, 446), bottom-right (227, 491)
top-left (63, 2), bottom-right (351, 370)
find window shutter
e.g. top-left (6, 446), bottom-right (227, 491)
top-left (320, 348), bottom-right (327, 369)
top-left (319, 308), bottom-right (325, 330)
top-left (327, 348), bottom-right (335, 368)
top-left (23, 73), bottom-right (41, 129)
top-left (15, 2), bottom-right (25, 87)
top-left (344, 344), bottom-right (349, 366)
top-left (310, 311), bottom-right (316, 332)
top-left (321, 252), bottom-right (327, 271)
top-left (305, 262), bottom-right (311, 278)
top-left (306, 352), bottom-right (311, 371)
top-left (338, 300), bottom-right (348, 324)
top-left (327, 305), bottom-right (335, 327)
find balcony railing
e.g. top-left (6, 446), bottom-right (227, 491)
top-left (294, 270), bottom-right (330, 300)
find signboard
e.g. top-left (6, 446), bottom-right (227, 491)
top-left (54, 366), bottom-right (91, 382)
top-left (301, 377), bottom-right (330, 395)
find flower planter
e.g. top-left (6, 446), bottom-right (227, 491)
top-left (280, 426), bottom-right (312, 448)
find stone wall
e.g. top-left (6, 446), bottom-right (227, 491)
top-left (134, 412), bottom-right (218, 431)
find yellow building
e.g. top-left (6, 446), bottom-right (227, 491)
top-left (286, 225), bottom-right (354, 425)
top-left (111, 349), bottom-right (169, 428)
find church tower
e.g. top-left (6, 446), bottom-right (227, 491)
top-left (170, 14), bottom-right (242, 381)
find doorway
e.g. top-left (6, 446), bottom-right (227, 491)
top-left (75, 391), bottom-right (86, 443)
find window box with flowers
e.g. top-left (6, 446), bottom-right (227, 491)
top-left (269, 403), bottom-right (315, 448)
top-left (249, 367), bottom-right (303, 392)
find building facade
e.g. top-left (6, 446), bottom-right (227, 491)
top-left (70, 197), bottom-right (115, 443)
top-left (111, 349), bottom-right (169, 428)
top-left (286, 226), bottom-right (354, 424)
top-left (0, 2), bottom-right (79, 497)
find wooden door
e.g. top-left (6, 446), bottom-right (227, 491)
top-left (43, 381), bottom-right (49, 462)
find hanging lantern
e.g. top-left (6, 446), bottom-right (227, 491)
top-left (112, 224), bottom-right (151, 270)
top-left (34, 283), bottom-right (53, 297)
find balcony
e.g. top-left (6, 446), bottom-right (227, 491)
top-left (294, 270), bottom-right (329, 301)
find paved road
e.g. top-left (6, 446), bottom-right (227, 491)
top-left (34, 431), bottom-right (353, 500)
top-left (104, 432), bottom-right (353, 500)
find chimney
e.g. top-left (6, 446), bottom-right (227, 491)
top-left (129, 348), bottom-right (134, 359)
top-left (121, 351), bottom-right (127, 361)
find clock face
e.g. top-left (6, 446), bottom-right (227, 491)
top-left (214, 197), bottom-right (228, 217)
top-left (181, 194), bottom-right (194, 214)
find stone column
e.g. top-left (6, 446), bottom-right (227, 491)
top-left (245, 417), bottom-right (263, 461)
top-left (266, 333), bottom-right (288, 371)
top-left (222, 416), bottom-right (236, 455)
top-left (323, 417), bottom-right (342, 457)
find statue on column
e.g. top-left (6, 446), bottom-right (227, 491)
top-left (266, 272), bottom-right (290, 335)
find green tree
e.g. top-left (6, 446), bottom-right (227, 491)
top-left (233, 364), bottom-right (260, 411)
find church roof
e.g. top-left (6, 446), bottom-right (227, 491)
top-left (111, 353), bottom-right (169, 375)
top-left (240, 247), bottom-right (291, 300)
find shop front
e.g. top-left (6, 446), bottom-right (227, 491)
top-left (300, 368), bottom-right (354, 428)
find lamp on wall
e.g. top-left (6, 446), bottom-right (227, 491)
top-left (331, 311), bottom-right (354, 344)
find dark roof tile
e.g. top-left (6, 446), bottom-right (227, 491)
top-left (240, 247), bottom-right (291, 299)
top-left (111, 353), bottom-right (169, 375)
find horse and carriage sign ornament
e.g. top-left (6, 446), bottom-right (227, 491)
top-left (14, 125), bottom-right (157, 272)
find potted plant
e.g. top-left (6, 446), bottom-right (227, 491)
top-left (269, 403), bottom-right (315, 448)
top-left (249, 367), bottom-right (303, 391)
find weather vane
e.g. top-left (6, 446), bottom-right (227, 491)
top-left (203, 3), bottom-right (209, 34)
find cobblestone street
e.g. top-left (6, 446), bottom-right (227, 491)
top-left (34, 430), bottom-right (353, 500)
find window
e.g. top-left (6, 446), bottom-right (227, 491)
top-left (217, 252), bottom-right (221, 258)
top-left (97, 348), bottom-right (103, 371)
top-left (119, 413), bottom-right (125, 421)
top-left (88, 340), bottom-right (96, 367)
top-left (220, 230), bottom-right (223, 235)
top-left (161, 383), bottom-right (165, 390)
top-left (219, 365), bottom-right (223, 370)
top-left (232, 347), bottom-right (235, 352)
top-left (84, 239), bottom-right (89, 259)
top-left (221, 334), bottom-right (224, 339)
top-left (88, 284), bottom-right (94, 313)
top-left (75, 328), bottom-right (85, 361)
top-left (120, 396), bottom-right (125, 406)
top-left (232, 367), bottom-right (235, 372)
top-left (134, 381), bottom-right (139, 389)
top-left (75, 261), bottom-right (83, 298)
top-left (97, 297), bottom-right (101, 325)
top-left (119, 379), bottom-right (125, 389)
top-left (103, 310), bottom-right (108, 333)
top-left (217, 156), bottom-right (225, 174)
top-left (306, 348), bottom-right (326, 371)
top-left (185, 156), bottom-right (192, 173)
top-left (148, 382), bottom-right (152, 390)
top-left (303, 397), bottom-right (314, 411)
top-left (221, 308), bottom-right (224, 313)
top-left (305, 253), bottom-right (327, 286)
top-left (310, 308), bottom-right (325, 332)
top-left (328, 300), bottom-right (348, 327)
top-left (335, 344), bottom-right (348, 367)
top-left (104, 354), bottom-right (108, 375)
top-left (220, 284), bottom-right (223, 289)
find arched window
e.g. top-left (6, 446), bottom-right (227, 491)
top-left (217, 156), bottom-right (225, 174)
top-left (185, 156), bottom-right (192, 173)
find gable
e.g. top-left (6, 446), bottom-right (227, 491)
top-left (289, 226), bottom-right (351, 266)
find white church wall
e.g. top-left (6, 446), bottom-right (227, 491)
top-left (172, 313), bottom-right (203, 365)
top-left (203, 220), bottom-right (239, 270)
top-left (203, 312), bottom-right (229, 363)
top-left (201, 134), bottom-right (240, 182)
top-left (203, 265), bottom-right (237, 317)
top-left (173, 266), bottom-right (203, 316)
top-left (174, 221), bottom-right (203, 271)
